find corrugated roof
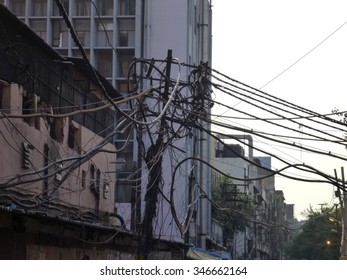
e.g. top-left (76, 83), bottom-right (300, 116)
top-left (0, 4), bottom-right (63, 60)
top-left (67, 57), bottom-right (122, 100)
top-left (0, 205), bottom-right (130, 234)
top-left (0, 4), bottom-right (122, 100)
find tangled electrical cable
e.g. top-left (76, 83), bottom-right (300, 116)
top-left (2, 0), bottom-right (347, 248)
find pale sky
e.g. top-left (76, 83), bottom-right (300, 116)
top-left (212, 0), bottom-right (347, 220)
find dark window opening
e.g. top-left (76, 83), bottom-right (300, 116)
top-left (43, 144), bottom-right (49, 198)
top-left (97, 0), bottom-right (114, 16)
top-left (76, 0), bottom-right (91, 16)
top-left (115, 172), bottom-right (133, 203)
top-left (89, 164), bottom-right (95, 190)
top-left (50, 117), bottom-right (64, 143)
top-left (82, 170), bottom-right (86, 189)
top-left (68, 121), bottom-right (81, 151)
top-left (118, 0), bottom-right (135, 15)
top-left (33, 0), bottom-right (47, 16)
top-left (11, 0), bottom-right (25, 16)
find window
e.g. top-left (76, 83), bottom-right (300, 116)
top-left (11, 0), bottom-right (25, 16)
top-left (96, 50), bottom-right (112, 78)
top-left (68, 121), bottom-right (81, 151)
top-left (118, 49), bottom-right (135, 77)
top-left (53, 0), bottom-right (69, 16)
top-left (118, 0), bottom-right (135, 15)
top-left (50, 118), bottom-right (64, 143)
top-left (95, 169), bottom-right (101, 194)
top-left (30, 20), bottom-right (47, 41)
top-left (115, 172), bottom-right (133, 203)
top-left (74, 20), bottom-right (91, 46)
top-left (97, 0), bottom-right (114, 16)
top-left (76, 0), bottom-right (90, 16)
top-left (81, 170), bottom-right (87, 189)
top-left (33, 0), bottom-right (47, 16)
top-left (119, 31), bottom-right (127, 46)
top-left (76, 31), bottom-right (85, 46)
top-left (118, 19), bottom-right (135, 46)
top-left (89, 164), bottom-right (95, 189)
top-left (96, 20), bottom-right (113, 47)
top-left (52, 20), bottom-right (68, 47)
top-left (114, 142), bottom-right (133, 171)
top-left (119, 30), bottom-right (135, 47)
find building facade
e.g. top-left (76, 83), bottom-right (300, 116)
top-left (138, 0), bottom-right (213, 250)
top-left (1, 0), bottom-right (137, 91)
top-left (0, 3), bottom-right (145, 259)
top-left (210, 134), bottom-right (289, 259)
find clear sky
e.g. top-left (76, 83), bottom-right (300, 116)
top-left (212, 0), bottom-right (347, 220)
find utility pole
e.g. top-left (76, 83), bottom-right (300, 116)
top-left (334, 167), bottom-right (347, 259)
top-left (340, 167), bottom-right (347, 259)
top-left (139, 50), bottom-right (172, 259)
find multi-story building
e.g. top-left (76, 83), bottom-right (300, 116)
top-left (1, 1), bottom-right (137, 183)
top-left (1, 0), bottom-right (214, 259)
top-left (253, 157), bottom-right (275, 259)
top-left (137, 0), bottom-right (213, 252)
top-left (1, 0), bottom-right (136, 90)
top-left (272, 190), bottom-right (287, 259)
top-left (211, 134), bottom-right (284, 259)
top-left (0, 4), bottom-right (138, 259)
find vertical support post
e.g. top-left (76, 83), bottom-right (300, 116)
top-left (340, 167), bottom-right (347, 259)
top-left (139, 50), bottom-right (172, 259)
top-left (163, 49), bottom-right (172, 101)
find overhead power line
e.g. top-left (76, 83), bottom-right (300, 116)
top-left (260, 20), bottom-right (347, 89)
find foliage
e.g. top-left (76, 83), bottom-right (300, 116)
top-left (332, 108), bottom-right (347, 141)
top-left (285, 205), bottom-right (341, 260)
top-left (211, 176), bottom-right (253, 247)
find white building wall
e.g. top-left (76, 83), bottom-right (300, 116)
top-left (143, 0), bottom-right (189, 62)
top-left (140, 0), bottom-right (212, 243)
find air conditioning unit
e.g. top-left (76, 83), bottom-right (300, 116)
top-left (22, 142), bottom-right (34, 169)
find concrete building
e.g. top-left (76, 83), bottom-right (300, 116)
top-left (211, 135), bottom-right (283, 259)
top-left (252, 157), bottom-right (275, 259)
top-left (138, 0), bottom-right (213, 252)
top-left (1, 0), bottom-right (136, 90)
top-left (0, 4), bottom-right (140, 259)
top-left (272, 190), bottom-right (287, 259)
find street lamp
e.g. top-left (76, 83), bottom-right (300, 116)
top-left (328, 209), bottom-right (342, 256)
top-left (329, 216), bottom-right (340, 224)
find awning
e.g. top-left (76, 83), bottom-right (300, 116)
top-left (187, 247), bottom-right (232, 260)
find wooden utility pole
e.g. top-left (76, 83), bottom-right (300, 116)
top-left (139, 50), bottom-right (172, 259)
